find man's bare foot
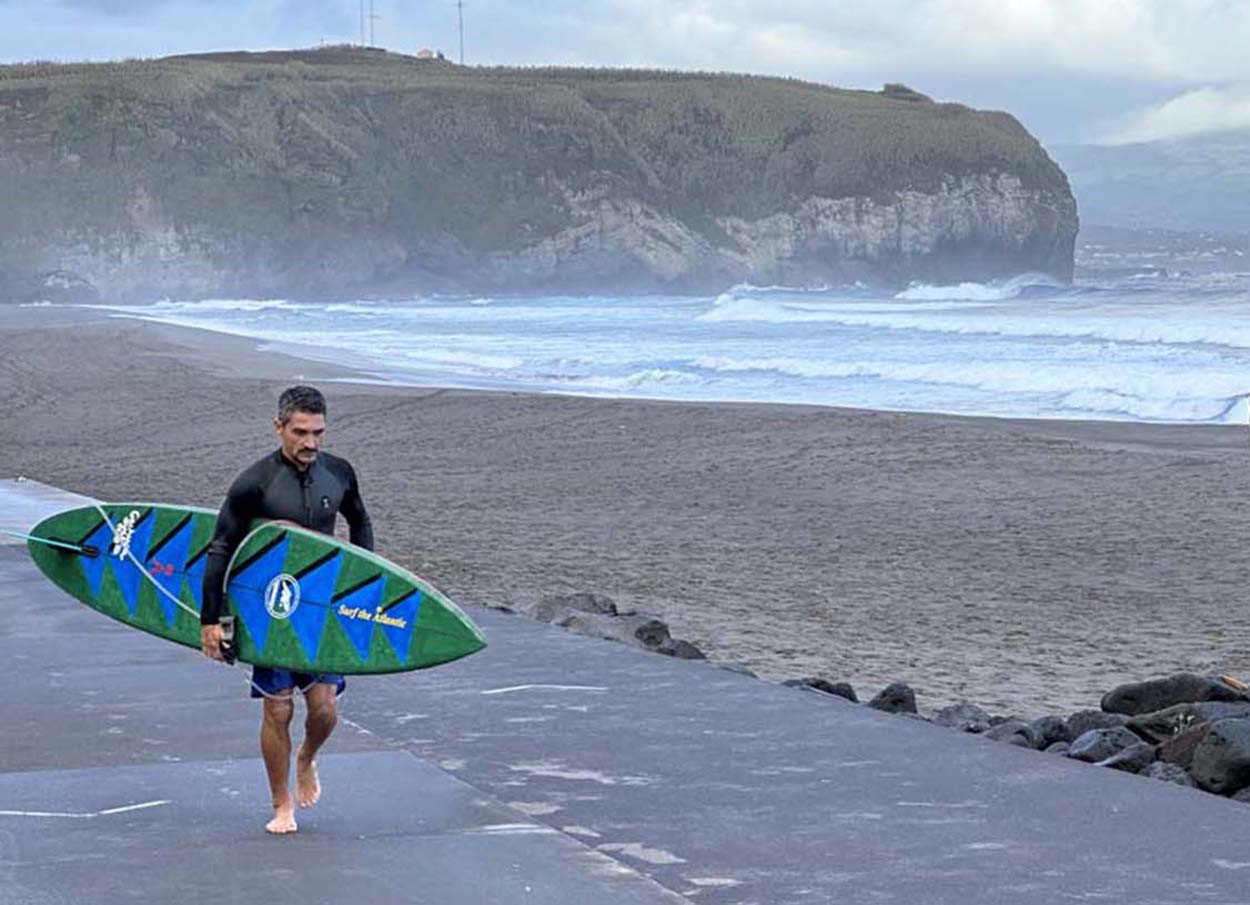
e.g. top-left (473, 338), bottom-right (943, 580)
top-left (266, 799), bottom-right (298, 834)
top-left (295, 750), bottom-right (321, 809)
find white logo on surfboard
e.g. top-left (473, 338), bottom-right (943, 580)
top-left (110, 510), bottom-right (141, 560)
top-left (264, 574), bottom-right (301, 620)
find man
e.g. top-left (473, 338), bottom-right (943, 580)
top-left (200, 385), bottom-right (373, 834)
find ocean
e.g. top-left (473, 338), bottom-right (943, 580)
top-left (66, 268), bottom-right (1250, 425)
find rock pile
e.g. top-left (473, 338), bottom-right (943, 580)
top-left (797, 672), bottom-right (1250, 800)
top-left (503, 591), bottom-right (708, 661)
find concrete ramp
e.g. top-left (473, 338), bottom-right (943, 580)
top-left (0, 477), bottom-right (94, 544)
top-left (3, 479), bottom-right (1250, 904)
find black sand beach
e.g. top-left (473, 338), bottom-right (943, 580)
top-left (4, 307), bottom-right (1249, 714)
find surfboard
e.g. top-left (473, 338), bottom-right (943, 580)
top-left (24, 502), bottom-right (486, 674)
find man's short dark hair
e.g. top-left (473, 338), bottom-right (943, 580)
top-left (277, 385), bottom-right (326, 423)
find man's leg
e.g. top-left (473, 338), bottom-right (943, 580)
top-left (295, 681), bottom-right (338, 809)
top-left (260, 691), bottom-right (298, 834)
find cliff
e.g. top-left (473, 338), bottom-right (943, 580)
top-left (0, 48), bottom-right (1077, 302)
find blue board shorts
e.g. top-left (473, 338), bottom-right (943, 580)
top-left (250, 667), bottom-right (346, 699)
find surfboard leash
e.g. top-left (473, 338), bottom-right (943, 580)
top-left (1, 528), bottom-right (99, 557)
top-left (93, 504), bottom-right (201, 622)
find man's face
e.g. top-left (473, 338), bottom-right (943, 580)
top-left (274, 410), bottom-right (326, 469)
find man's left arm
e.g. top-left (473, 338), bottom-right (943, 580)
top-left (341, 462), bottom-right (374, 551)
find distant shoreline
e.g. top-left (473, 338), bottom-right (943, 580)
top-left (19, 284), bottom-right (1247, 430)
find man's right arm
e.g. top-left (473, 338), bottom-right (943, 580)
top-left (201, 471), bottom-right (262, 628)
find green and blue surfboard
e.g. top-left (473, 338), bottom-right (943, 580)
top-left (25, 503), bottom-right (486, 674)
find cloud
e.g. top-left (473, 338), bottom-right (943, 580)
top-left (2, 0), bottom-right (1237, 85)
top-left (0, 0), bottom-right (1246, 145)
top-left (544, 0), bottom-right (1244, 85)
top-left (1096, 86), bottom-right (1250, 144)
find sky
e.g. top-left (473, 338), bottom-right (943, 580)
top-left (0, 0), bottom-right (1247, 146)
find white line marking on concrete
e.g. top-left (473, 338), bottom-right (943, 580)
top-left (1213, 859), bottom-right (1250, 870)
top-left (896, 800), bottom-right (987, 809)
top-left (480, 684), bottom-right (608, 695)
top-left (509, 761), bottom-right (654, 786)
top-left (466, 823), bottom-right (558, 836)
top-left (96, 800), bottom-right (171, 816)
top-left (0, 799), bottom-right (170, 819)
top-left (393, 713), bottom-right (429, 723)
top-left (508, 801), bottom-right (563, 816)
top-left (598, 842), bottom-right (687, 865)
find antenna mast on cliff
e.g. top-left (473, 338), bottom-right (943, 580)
top-left (458, 0), bottom-right (465, 63)
top-left (368, 0), bottom-right (379, 46)
top-left (358, 0), bottom-right (364, 45)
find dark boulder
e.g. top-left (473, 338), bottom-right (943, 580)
top-left (1127, 702), bottom-right (1250, 744)
top-left (1065, 710), bottom-right (1128, 738)
top-left (556, 611), bottom-right (670, 651)
top-left (932, 703), bottom-right (993, 733)
top-left (1044, 742), bottom-right (1071, 756)
top-left (868, 683), bottom-right (917, 714)
top-left (1156, 722), bottom-right (1212, 770)
top-left (1102, 674), bottom-right (1248, 716)
top-left (1143, 761), bottom-right (1199, 788)
top-left (1096, 742), bottom-right (1156, 774)
top-left (783, 678), bottom-right (858, 703)
top-left (1028, 715), bottom-right (1072, 748)
top-left (1067, 727), bottom-right (1141, 763)
top-left (985, 720), bottom-right (1036, 748)
top-left (1190, 719), bottom-right (1250, 795)
top-left (657, 638), bottom-right (706, 660)
top-left (531, 591), bottom-right (619, 623)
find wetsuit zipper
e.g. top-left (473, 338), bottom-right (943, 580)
top-left (299, 468), bottom-right (312, 525)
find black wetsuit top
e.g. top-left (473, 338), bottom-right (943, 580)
top-left (200, 449), bottom-right (374, 625)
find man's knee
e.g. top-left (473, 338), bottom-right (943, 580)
top-left (262, 694), bottom-right (295, 727)
top-left (304, 686), bottom-right (337, 728)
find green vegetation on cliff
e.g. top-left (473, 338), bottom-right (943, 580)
top-left (0, 48), bottom-right (1076, 300)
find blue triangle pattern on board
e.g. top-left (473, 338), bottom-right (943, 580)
top-left (333, 575), bottom-right (384, 661)
top-left (186, 551), bottom-right (207, 613)
top-left (288, 553), bottom-right (341, 663)
top-left (379, 590), bottom-right (422, 663)
top-left (227, 537), bottom-right (290, 655)
top-left (78, 519), bottom-right (113, 598)
top-left (146, 519), bottom-right (193, 627)
top-left (106, 510), bottom-right (155, 616)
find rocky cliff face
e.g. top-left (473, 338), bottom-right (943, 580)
top-left (0, 49), bottom-right (1077, 303)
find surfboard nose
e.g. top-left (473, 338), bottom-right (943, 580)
top-left (414, 594), bottom-right (487, 667)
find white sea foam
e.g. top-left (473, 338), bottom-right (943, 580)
top-left (108, 298), bottom-right (317, 312)
top-left (385, 349), bottom-right (527, 371)
top-left (894, 273), bottom-right (1061, 301)
top-left (700, 301), bottom-right (1250, 350)
top-left (568, 369), bottom-right (700, 391)
top-left (691, 355), bottom-right (1247, 422)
